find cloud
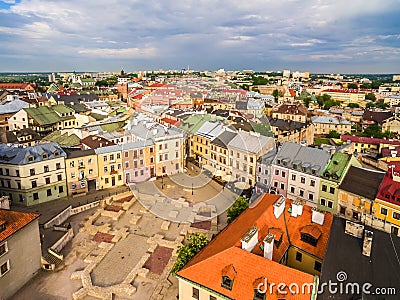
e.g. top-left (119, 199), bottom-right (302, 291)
top-left (0, 0), bottom-right (399, 72)
top-left (78, 47), bottom-right (157, 58)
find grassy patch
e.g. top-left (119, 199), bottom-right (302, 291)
top-left (314, 137), bottom-right (331, 146)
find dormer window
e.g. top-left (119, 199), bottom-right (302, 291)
top-left (42, 153), bottom-right (48, 159)
top-left (0, 220), bottom-right (5, 233)
top-left (54, 151), bottom-right (60, 157)
top-left (300, 225), bottom-right (322, 247)
top-left (277, 159), bottom-right (281, 165)
top-left (222, 276), bottom-right (233, 290)
top-left (253, 290), bottom-right (266, 300)
top-left (28, 155), bottom-right (34, 162)
top-left (221, 264), bottom-right (236, 290)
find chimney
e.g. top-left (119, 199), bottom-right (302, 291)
top-left (263, 233), bottom-right (274, 260)
top-left (273, 196), bottom-right (286, 219)
top-left (362, 230), bottom-right (373, 257)
top-left (291, 201), bottom-right (298, 217)
top-left (297, 201), bottom-right (303, 216)
top-left (312, 207), bottom-right (325, 225)
top-left (241, 226), bottom-right (259, 252)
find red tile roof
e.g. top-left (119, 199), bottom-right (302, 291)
top-left (81, 135), bottom-right (116, 149)
top-left (161, 117), bottom-right (180, 126)
top-left (178, 194), bottom-right (333, 299)
top-left (376, 170), bottom-right (400, 205)
top-left (0, 83), bottom-right (35, 90)
top-left (0, 209), bottom-right (40, 242)
top-left (341, 135), bottom-right (400, 146)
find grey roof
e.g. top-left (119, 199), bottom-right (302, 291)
top-left (268, 118), bottom-right (306, 131)
top-left (195, 121), bottom-right (225, 140)
top-left (0, 142), bottom-right (66, 165)
top-left (0, 99), bottom-right (29, 114)
top-left (121, 140), bottom-right (154, 150)
top-left (235, 101), bottom-right (248, 110)
top-left (228, 130), bottom-right (275, 154)
top-left (126, 120), bottom-right (184, 141)
top-left (319, 217), bottom-right (400, 300)
top-left (273, 142), bottom-right (331, 176)
top-left (258, 147), bottom-right (278, 165)
top-left (339, 166), bottom-right (385, 200)
top-left (311, 115), bottom-right (351, 125)
top-left (94, 144), bottom-right (123, 154)
top-left (211, 130), bottom-right (237, 148)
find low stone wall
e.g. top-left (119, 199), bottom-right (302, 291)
top-left (50, 228), bottom-right (74, 254)
top-left (71, 201), bottom-right (101, 215)
top-left (44, 206), bottom-right (72, 229)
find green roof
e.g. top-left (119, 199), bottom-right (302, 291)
top-left (321, 152), bottom-right (351, 182)
top-left (24, 105), bottom-right (74, 125)
top-left (90, 113), bottom-right (107, 121)
top-left (52, 104), bottom-right (75, 115)
top-left (43, 131), bottom-right (81, 147)
top-left (179, 114), bottom-right (215, 134)
top-left (100, 122), bottom-right (125, 132)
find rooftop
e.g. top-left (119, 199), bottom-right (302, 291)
top-left (339, 166), bottom-right (385, 200)
top-left (0, 209), bottom-right (40, 242)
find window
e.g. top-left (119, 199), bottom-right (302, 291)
top-left (282, 171), bottom-right (286, 178)
top-left (210, 296), bottom-right (217, 300)
top-left (329, 187), bottom-right (335, 194)
top-left (71, 172), bottom-right (76, 179)
top-left (89, 169), bottom-right (93, 175)
top-left (300, 177), bottom-right (305, 184)
top-left (290, 186), bottom-right (295, 193)
top-left (164, 154), bottom-right (168, 160)
top-left (31, 181), bottom-right (37, 188)
top-left (70, 161), bottom-right (75, 168)
top-left (314, 261), bottom-right (322, 272)
top-left (192, 287), bottom-right (199, 299)
top-left (17, 182), bottom-right (21, 189)
top-left (301, 233), bottom-right (318, 246)
top-left (393, 212), bottom-right (400, 220)
top-left (381, 207), bottom-right (388, 216)
top-left (71, 184), bottom-right (76, 190)
top-left (30, 168), bottom-right (35, 176)
top-left (280, 183), bottom-right (285, 190)
top-left (275, 169), bottom-right (279, 176)
top-left (291, 174), bottom-right (296, 181)
top-left (296, 251), bottom-right (302, 262)
top-left (57, 174), bottom-right (62, 181)
top-left (16, 170), bottom-right (20, 177)
top-left (47, 189), bottom-right (52, 196)
top-left (118, 175), bottom-right (122, 181)
top-left (45, 177), bottom-right (50, 184)
top-left (150, 157), bottom-right (154, 163)
top-left (221, 276), bottom-right (234, 290)
top-left (253, 290), bottom-right (266, 300)
top-left (33, 192), bottom-right (39, 200)
top-left (159, 155), bottom-right (162, 162)
top-left (104, 166), bottom-right (108, 172)
top-left (88, 158), bottom-right (93, 164)
top-left (299, 190), bottom-right (304, 197)
top-left (56, 163), bottom-right (61, 170)
top-left (327, 201), bottom-right (333, 209)
top-left (117, 153), bottom-right (120, 159)
top-left (0, 260), bottom-right (9, 277)
top-left (308, 193), bottom-right (314, 200)
top-left (103, 156), bottom-right (107, 162)
top-left (322, 184), bottom-right (327, 192)
top-left (0, 242), bottom-right (8, 257)
top-left (59, 186), bottom-right (64, 193)
top-left (310, 180), bottom-right (315, 187)
top-left (105, 178), bottom-right (109, 184)
top-left (110, 154), bottom-right (115, 161)
top-left (274, 181), bottom-right (278, 188)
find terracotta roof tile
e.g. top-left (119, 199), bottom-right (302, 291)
top-left (0, 209), bottom-right (40, 242)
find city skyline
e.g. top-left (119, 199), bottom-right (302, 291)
top-left (0, 0), bottom-right (400, 73)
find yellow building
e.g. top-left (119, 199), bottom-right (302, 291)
top-left (322, 89), bottom-right (366, 106)
top-left (65, 149), bottom-right (98, 195)
top-left (0, 142), bottom-right (67, 206)
top-left (372, 170), bottom-right (400, 236)
top-left (95, 145), bottom-right (124, 189)
top-left (382, 116), bottom-right (400, 134)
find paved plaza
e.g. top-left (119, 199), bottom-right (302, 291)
top-left (11, 172), bottom-right (227, 300)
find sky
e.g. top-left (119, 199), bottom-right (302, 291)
top-left (0, 0), bottom-right (400, 73)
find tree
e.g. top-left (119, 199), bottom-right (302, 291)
top-left (347, 83), bottom-right (358, 89)
top-left (376, 100), bottom-right (389, 109)
top-left (303, 97), bottom-right (311, 108)
top-left (348, 103), bottom-right (359, 108)
top-left (171, 233), bottom-right (208, 274)
top-left (272, 89), bottom-right (279, 100)
top-left (316, 94), bottom-right (340, 110)
top-left (326, 130), bottom-right (341, 138)
top-left (365, 92), bottom-right (376, 101)
top-left (252, 123), bottom-right (273, 137)
top-left (366, 102), bottom-right (376, 108)
top-left (227, 196), bottom-right (249, 224)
